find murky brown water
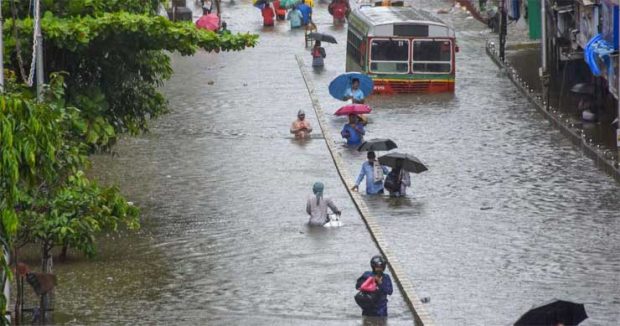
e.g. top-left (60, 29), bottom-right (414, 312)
top-left (23, 0), bottom-right (620, 325)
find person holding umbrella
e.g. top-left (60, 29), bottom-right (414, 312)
top-left (344, 78), bottom-right (365, 104)
top-left (384, 158), bottom-right (411, 197)
top-left (311, 40), bottom-right (326, 67)
top-left (329, 73), bottom-right (373, 104)
top-left (352, 151), bottom-right (389, 195)
top-left (341, 114), bottom-right (366, 146)
top-left (196, 7), bottom-right (220, 32)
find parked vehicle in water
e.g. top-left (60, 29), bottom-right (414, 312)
top-left (346, 5), bottom-right (457, 93)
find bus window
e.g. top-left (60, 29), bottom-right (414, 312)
top-left (369, 39), bottom-right (409, 74)
top-left (412, 40), bottom-right (452, 73)
top-left (347, 30), bottom-right (363, 66)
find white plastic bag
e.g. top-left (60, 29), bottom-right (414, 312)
top-left (324, 214), bottom-right (343, 227)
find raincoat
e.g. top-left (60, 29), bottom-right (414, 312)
top-left (355, 271), bottom-right (393, 317)
top-left (329, 0), bottom-right (349, 20)
top-left (262, 6), bottom-right (275, 26)
top-left (297, 3), bottom-right (312, 25)
top-left (273, 0), bottom-right (286, 19)
top-left (287, 9), bottom-right (303, 28)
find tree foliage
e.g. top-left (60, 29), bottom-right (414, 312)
top-left (1, 1), bottom-right (257, 320)
top-left (3, 1), bottom-right (258, 139)
top-left (1, 75), bottom-right (140, 324)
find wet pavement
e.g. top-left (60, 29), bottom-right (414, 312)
top-left (38, 0), bottom-right (620, 325)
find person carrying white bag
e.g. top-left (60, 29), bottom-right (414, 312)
top-left (306, 182), bottom-right (341, 226)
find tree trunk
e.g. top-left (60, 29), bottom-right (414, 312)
top-left (13, 247), bottom-right (22, 325)
top-left (40, 242), bottom-right (53, 324)
top-left (59, 244), bottom-right (68, 262)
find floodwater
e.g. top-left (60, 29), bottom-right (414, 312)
top-left (30, 0), bottom-right (620, 325)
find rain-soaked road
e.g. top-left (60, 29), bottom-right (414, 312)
top-left (50, 0), bottom-right (620, 325)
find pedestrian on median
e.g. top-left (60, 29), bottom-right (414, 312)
top-left (311, 40), bottom-right (326, 67)
top-left (341, 114), bottom-right (365, 146)
top-left (355, 255), bottom-right (393, 317)
top-left (290, 110), bottom-right (313, 139)
top-left (384, 158), bottom-right (411, 197)
top-left (306, 182), bottom-right (341, 226)
top-left (352, 151), bottom-right (388, 195)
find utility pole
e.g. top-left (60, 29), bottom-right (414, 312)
top-left (35, 0), bottom-right (44, 101)
top-left (0, 0), bottom-right (5, 92)
top-left (2, 246), bottom-right (9, 324)
top-left (540, 0), bottom-right (550, 110)
top-left (499, 0), bottom-right (507, 62)
top-left (617, 6), bottom-right (620, 158)
top-left (1, 0), bottom-right (9, 322)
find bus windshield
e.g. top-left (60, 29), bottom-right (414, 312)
top-left (370, 39), bottom-right (409, 74)
top-left (412, 40), bottom-right (452, 73)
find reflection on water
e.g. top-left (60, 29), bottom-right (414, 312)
top-left (43, 0), bottom-right (620, 325)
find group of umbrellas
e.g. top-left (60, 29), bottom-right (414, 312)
top-left (253, 0), bottom-right (300, 9)
top-left (357, 139), bottom-right (428, 174)
top-left (324, 59), bottom-right (590, 326)
top-left (328, 72), bottom-right (428, 174)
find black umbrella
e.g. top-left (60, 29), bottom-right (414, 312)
top-left (308, 32), bottom-right (337, 44)
top-left (357, 138), bottom-right (398, 152)
top-left (378, 152), bottom-right (428, 173)
top-left (514, 300), bottom-right (588, 326)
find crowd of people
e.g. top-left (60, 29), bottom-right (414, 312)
top-left (254, 0), bottom-right (396, 320)
top-left (254, 0), bottom-right (350, 68)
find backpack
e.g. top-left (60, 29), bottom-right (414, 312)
top-left (384, 169), bottom-right (401, 192)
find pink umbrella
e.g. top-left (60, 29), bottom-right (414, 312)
top-left (196, 14), bottom-right (220, 31)
top-left (334, 104), bottom-right (372, 116)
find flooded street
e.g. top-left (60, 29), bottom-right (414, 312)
top-left (49, 0), bottom-right (620, 325)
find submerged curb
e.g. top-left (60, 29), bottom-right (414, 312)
top-left (295, 55), bottom-right (435, 326)
top-left (485, 43), bottom-right (620, 183)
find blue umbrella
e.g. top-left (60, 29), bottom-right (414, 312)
top-left (328, 72), bottom-right (373, 101)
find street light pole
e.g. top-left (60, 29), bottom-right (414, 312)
top-left (0, 0), bottom-right (5, 92)
top-left (0, 0), bottom-right (9, 322)
top-left (499, 0), bottom-right (507, 62)
top-left (540, 0), bottom-right (550, 110)
top-left (35, 0), bottom-right (44, 101)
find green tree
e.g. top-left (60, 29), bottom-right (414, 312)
top-left (1, 75), bottom-right (140, 324)
top-left (3, 0), bottom-right (257, 142)
top-left (1, 1), bottom-right (257, 321)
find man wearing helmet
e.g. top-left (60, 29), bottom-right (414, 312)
top-left (355, 255), bottom-right (393, 317)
